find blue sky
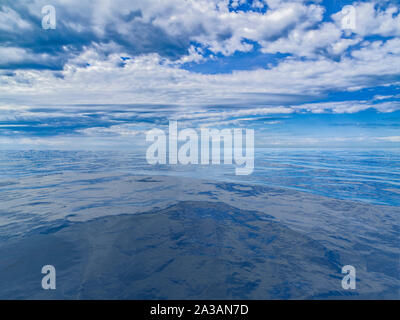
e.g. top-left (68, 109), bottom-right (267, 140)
top-left (0, 0), bottom-right (399, 149)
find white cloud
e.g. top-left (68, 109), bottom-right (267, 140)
top-left (332, 1), bottom-right (400, 37)
top-left (79, 124), bottom-right (141, 137)
top-left (1, 36), bottom-right (399, 107)
top-left (0, 46), bottom-right (60, 67)
top-left (292, 100), bottom-right (400, 114)
top-left (0, 6), bottom-right (31, 32)
top-left (261, 1), bottom-right (400, 58)
top-left (138, 0), bottom-right (324, 55)
top-left (376, 136), bottom-right (400, 142)
top-left (0, 0), bottom-right (399, 116)
top-left (1, 0), bottom-right (325, 58)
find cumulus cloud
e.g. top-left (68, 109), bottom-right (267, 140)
top-left (1, 34), bottom-right (400, 107)
top-left (0, 0), bottom-right (399, 136)
top-left (332, 1), bottom-right (400, 37)
top-left (1, 0), bottom-right (398, 68)
top-left (261, 1), bottom-right (400, 58)
top-left (0, 0), bottom-right (331, 68)
top-left (1, 0), bottom-right (398, 65)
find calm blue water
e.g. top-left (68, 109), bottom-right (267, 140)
top-left (0, 149), bottom-right (399, 206)
top-left (0, 149), bottom-right (399, 299)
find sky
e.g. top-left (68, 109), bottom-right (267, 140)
top-left (0, 0), bottom-right (399, 149)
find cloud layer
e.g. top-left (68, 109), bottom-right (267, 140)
top-left (0, 0), bottom-right (399, 148)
